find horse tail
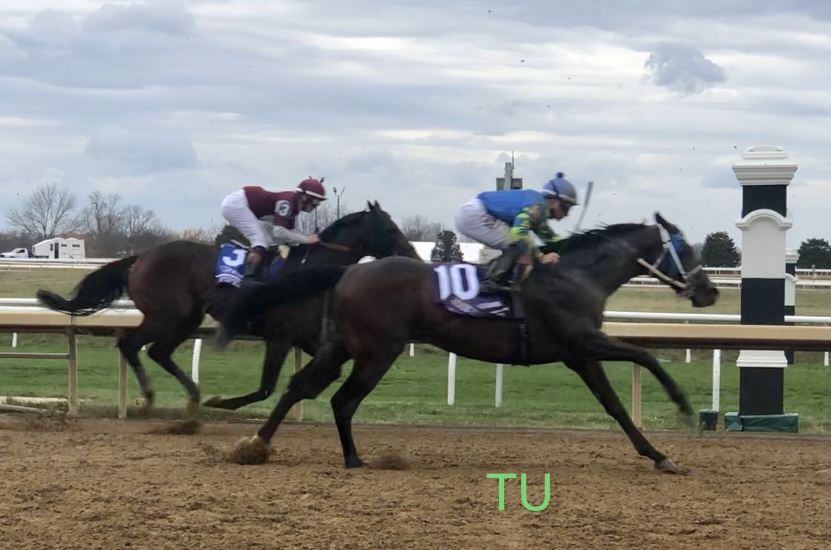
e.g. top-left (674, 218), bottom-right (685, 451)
top-left (36, 255), bottom-right (140, 316)
top-left (216, 265), bottom-right (348, 348)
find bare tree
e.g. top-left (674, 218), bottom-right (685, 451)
top-left (122, 204), bottom-right (160, 237)
top-left (5, 182), bottom-right (83, 240)
top-left (81, 191), bottom-right (125, 256)
top-left (82, 191), bottom-right (122, 235)
top-left (178, 227), bottom-right (214, 244)
top-left (400, 214), bottom-right (444, 241)
top-left (120, 205), bottom-right (172, 254)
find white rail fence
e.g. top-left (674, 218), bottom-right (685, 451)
top-left (5, 255), bottom-right (831, 287)
top-left (447, 310), bottom-right (831, 421)
top-left (2, 299), bottom-right (831, 427)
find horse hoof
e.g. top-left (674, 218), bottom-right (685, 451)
top-left (202, 396), bottom-right (224, 409)
top-left (345, 458), bottom-right (365, 469)
top-left (655, 458), bottom-right (677, 474)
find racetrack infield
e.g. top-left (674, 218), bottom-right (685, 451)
top-left (1, 418), bottom-right (829, 549)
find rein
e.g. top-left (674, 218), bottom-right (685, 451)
top-left (318, 241), bottom-right (352, 253)
top-left (299, 239), bottom-right (354, 265)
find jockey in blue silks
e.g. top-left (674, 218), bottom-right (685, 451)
top-left (454, 172), bottom-right (579, 293)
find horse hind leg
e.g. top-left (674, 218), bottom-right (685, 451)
top-left (145, 308), bottom-right (205, 416)
top-left (117, 327), bottom-right (157, 412)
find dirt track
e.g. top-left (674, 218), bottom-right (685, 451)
top-left (2, 417), bottom-right (830, 549)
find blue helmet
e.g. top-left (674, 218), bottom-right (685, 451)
top-left (542, 172), bottom-right (578, 204)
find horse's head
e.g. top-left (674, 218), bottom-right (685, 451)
top-left (641, 211), bottom-right (719, 308)
top-left (552, 212), bottom-right (719, 308)
top-left (318, 200), bottom-right (420, 260)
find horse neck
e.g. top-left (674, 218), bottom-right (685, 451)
top-left (560, 228), bottom-right (660, 296)
top-left (283, 242), bottom-right (364, 271)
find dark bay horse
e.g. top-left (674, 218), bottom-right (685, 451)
top-left (217, 212), bottom-right (719, 473)
top-left (36, 201), bottom-right (419, 414)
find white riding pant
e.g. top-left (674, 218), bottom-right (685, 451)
top-left (220, 189), bottom-right (270, 250)
top-left (454, 197), bottom-right (512, 250)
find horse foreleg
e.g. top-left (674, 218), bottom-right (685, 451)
top-left (257, 345), bottom-right (347, 443)
top-left (579, 332), bottom-right (695, 428)
top-left (203, 338), bottom-right (292, 411)
top-left (565, 357), bottom-right (678, 473)
top-left (330, 356), bottom-right (397, 469)
top-left (231, 343), bottom-right (349, 465)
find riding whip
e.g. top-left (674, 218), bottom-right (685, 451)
top-left (572, 180), bottom-right (594, 233)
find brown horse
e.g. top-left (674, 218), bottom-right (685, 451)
top-left (36, 201), bottom-right (419, 414)
top-left (217, 212), bottom-right (719, 473)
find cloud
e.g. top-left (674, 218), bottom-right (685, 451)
top-left (0, 0), bottom-right (828, 250)
top-left (643, 43), bottom-right (728, 95)
top-left (83, 124), bottom-right (200, 176)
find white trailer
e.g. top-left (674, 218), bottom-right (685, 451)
top-left (31, 237), bottom-right (86, 260)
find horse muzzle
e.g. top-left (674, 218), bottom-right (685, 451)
top-left (689, 285), bottom-right (719, 308)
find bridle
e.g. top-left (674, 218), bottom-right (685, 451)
top-left (636, 224), bottom-right (699, 296)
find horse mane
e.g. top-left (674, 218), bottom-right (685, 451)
top-left (318, 209), bottom-right (369, 241)
top-left (556, 222), bottom-right (650, 255)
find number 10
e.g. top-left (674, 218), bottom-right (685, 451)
top-left (434, 264), bottom-right (479, 300)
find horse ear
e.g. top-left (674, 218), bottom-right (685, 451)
top-left (654, 211), bottom-right (680, 233)
top-left (366, 200), bottom-right (373, 211)
top-left (373, 200), bottom-right (381, 209)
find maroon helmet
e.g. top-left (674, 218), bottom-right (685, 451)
top-left (297, 177), bottom-right (327, 200)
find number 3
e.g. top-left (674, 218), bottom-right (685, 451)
top-left (222, 249), bottom-right (246, 267)
top-left (434, 264), bottom-right (479, 300)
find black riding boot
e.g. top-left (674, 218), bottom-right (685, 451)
top-left (241, 247), bottom-right (266, 287)
top-left (479, 244), bottom-right (523, 294)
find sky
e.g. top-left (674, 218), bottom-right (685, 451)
top-left (1, 0), bottom-right (830, 249)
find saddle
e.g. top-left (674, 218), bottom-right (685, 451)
top-left (215, 241), bottom-right (285, 288)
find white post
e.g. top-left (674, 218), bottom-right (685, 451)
top-left (409, 343), bottom-right (414, 357)
top-left (11, 333), bottom-right (17, 348)
top-left (495, 363), bottom-right (504, 407)
top-left (684, 321), bottom-right (692, 363)
top-left (447, 353), bottom-right (457, 405)
top-left (712, 349), bottom-right (721, 411)
top-left (785, 249), bottom-right (798, 366)
top-left (191, 338), bottom-right (203, 384)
